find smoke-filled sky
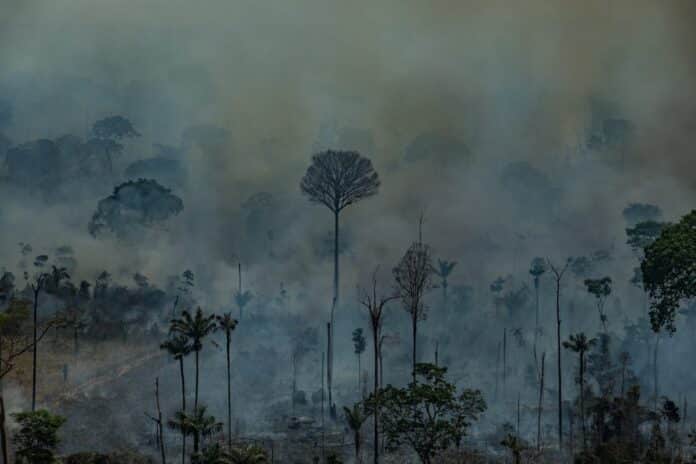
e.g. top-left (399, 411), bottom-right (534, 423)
top-left (1, 0), bottom-right (695, 309)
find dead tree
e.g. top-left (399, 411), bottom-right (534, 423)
top-left (537, 352), bottom-right (546, 452)
top-left (547, 258), bottom-right (571, 451)
top-left (300, 150), bottom-right (380, 409)
top-left (359, 267), bottom-right (397, 464)
top-left (146, 378), bottom-right (166, 464)
top-left (393, 241), bottom-right (434, 382)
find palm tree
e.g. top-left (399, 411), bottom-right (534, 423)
top-left (563, 332), bottom-right (597, 453)
top-left (216, 313), bottom-right (238, 449)
top-left (343, 404), bottom-right (368, 463)
top-left (168, 405), bottom-right (222, 454)
top-left (228, 444), bottom-right (268, 464)
top-left (161, 335), bottom-right (192, 464)
top-left (170, 307), bottom-right (217, 410)
top-left (351, 328), bottom-right (366, 394)
top-left (547, 258), bottom-right (570, 449)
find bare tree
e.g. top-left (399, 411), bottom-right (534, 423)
top-left (537, 352), bottom-right (546, 452)
top-left (359, 268), bottom-right (397, 464)
top-left (547, 258), bottom-right (571, 451)
top-left (393, 242), bottom-right (434, 382)
top-left (300, 150), bottom-right (380, 409)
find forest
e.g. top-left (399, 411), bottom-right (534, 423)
top-left (1, 1), bottom-right (696, 463)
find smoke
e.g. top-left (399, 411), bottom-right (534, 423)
top-left (1, 0), bottom-right (696, 455)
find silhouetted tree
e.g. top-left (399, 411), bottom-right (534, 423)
top-left (433, 259), bottom-right (456, 311)
top-left (584, 277), bottom-right (612, 333)
top-left (88, 115), bottom-right (140, 176)
top-left (215, 313), bottom-right (238, 449)
top-left (343, 404), bottom-right (368, 463)
top-left (351, 328), bottom-right (366, 394)
top-left (11, 409), bottom-right (65, 464)
top-left (359, 268), bottom-right (397, 464)
top-left (393, 242), bottom-right (434, 382)
top-left (563, 332), bottom-right (596, 453)
top-left (168, 405), bottom-right (222, 454)
top-left (300, 149), bottom-right (380, 411)
top-left (529, 257), bottom-right (546, 367)
top-left (161, 335), bottom-right (192, 464)
top-left (547, 258), bottom-right (571, 449)
top-left (170, 308), bottom-right (216, 410)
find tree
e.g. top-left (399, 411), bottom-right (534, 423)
top-left (170, 308), bottom-right (216, 410)
top-left (433, 259), bottom-right (456, 311)
top-left (160, 335), bottom-right (192, 464)
top-left (359, 268), bottom-right (397, 464)
top-left (529, 257), bottom-right (546, 367)
top-left (563, 332), bottom-right (597, 453)
top-left (352, 328), bottom-right (366, 394)
top-left (89, 115), bottom-right (140, 176)
top-left (500, 433), bottom-right (528, 464)
top-left (393, 242), bottom-right (434, 381)
top-left (11, 409), bottom-right (65, 464)
top-left (343, 404), bottom-right (368, 463)
top-left (227, 444), bottom-right (269, 464)
top-left (234, 264), bottom-right (253, 321)
top-left (367, 363), bottom-right (486, 464)
top-left (215, 313), bottom-right (238, 449)
top-left (88, 179), bottom-right (184, 238)
top-left (584, 277), bottom-right (612, 333)
top-left (168, 405), bottom-right (222, 454)
top-left (641, 210), bottom-right (696, 334)
top-left (300, 149), bottom-right (380, 411)
top-left (547, 258), bottom-right (571, 449)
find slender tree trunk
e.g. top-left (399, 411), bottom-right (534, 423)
top-left (333, 210), bottom-right (340, 310)
top-left (0, 392), bottom-right (7, 464)
top-left (503, 328), bottom-right (507, 398)
top-left (357, 353), bottom-right (361, 394)
top-left (155, 378), bottom-right (166, 464)
top-left (327, 322), bottom-right (332, 416)
top-left (372, 324), bottom-right (379, 464)
top-left (178, 357), bottom-right (186, 464)
top-left (533, 278), bottom-right (539, 370)
top-left (330, 210), bottom-right (339, 419)
top-left (226, 333), bottom-right (232, 449)
top-left (32, 286), bottom-right (39, 412)
top-left (580, 352), bottom-right (586, 453)
top-left (411, 313), bottom-right (417, 384)
top-left (321, 351), bottom-right (325, 460)
top-left (537, 353), bottom-right (545, 452)
top-left (194, 349), bottom-right (200, 411)
top-left (555, 278), bottom-right (563, 451)
top-left (653, 335), bottom-right (659, 411)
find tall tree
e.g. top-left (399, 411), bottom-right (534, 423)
top-left (215, 313), bottom-right (238, 449)
top-left (359, 268), bottom-right (397, 464)
top-left (160, 335), bottom-right (192, 464)
top-left (529, 257), bottom-right (546, 367)
top-left (584, 277), bottom-right (612, 333)
top-left (300, 150), bottom-right (380, 409)
top-left (433, 259), bottom-right (456, 312)
top-left (393, 242), bottom-right (434, 382)
top-left (563, 332), bottom-right (596, 453)
top-left (170, 308), bottom-right (216, 410)
top-left (234, 263), bottom-right (252, 321)
top-left (89, 115), bottom-right (140, 176)
top-left (352, 328), bottom-right (366, 394)
top-left (547, 258), bottom-right (571, 450)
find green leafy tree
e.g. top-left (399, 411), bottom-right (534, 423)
top-left (367, 363), bottom-right (486, 464)
top-left (351, 328), bottom-right (366, 393)
top-left (641, 211), bottom-right (696, 334)
top-left (584, 277), bottom-right (612, 332)
top-left (215, 313), bottom-right (238, 448)
top-left (563, 332), bottom-right (596, 453)
top-left (11, 409), bottom-right (65, 464)
top-left (170, 307), bottom-right (217, 410)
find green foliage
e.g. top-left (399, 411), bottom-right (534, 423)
top-left (641, 210), bottom-right (696, 333)
top-left (170, 307), bottom-right (217, 352)
top-left (11, 409), bottom-right (66, 464)
top-left (627, 220), bottom-right (666, 252)
top-left (160, 334), bottom-right (192, 360)
top-left (168, 405), bottom-right (222, 451)
top-left (367, 363), bottom-right (486, 464)
top-left (227, 443), bottom-right (269, 463)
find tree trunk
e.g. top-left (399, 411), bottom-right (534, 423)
top-left (155, 378), bottom-right (166, 464)
top-left (178, 357), bottom-right (186, 464)
top-left (411, 313), bottom-right (418, 384)
top-left (357, 353), bottom-right (361, 394)
top-left (555, 277), bottom-right (563, 450)
top-left (226, 333), bottom-right (232, 449)
top-left (373, 323), bottom-right (379, 464)
top-left (327, 322), bottom-right (332, 417)
top-left (653, 335), bottom-right (659, 411)
top-left (580, 351), bottom-right (586, 453)
top-left (537, 353), bottom-right (545, 452)
top-left (333, 210), bottom-right (340, 310)
top-left (533, 278), bottom-right (539, 371)
top-left (194, 349), bottom-right (200, 411)
top-left (32, 286), bottom-right (39, 412)
top-left (0, 393), bottom-right (7, 464)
